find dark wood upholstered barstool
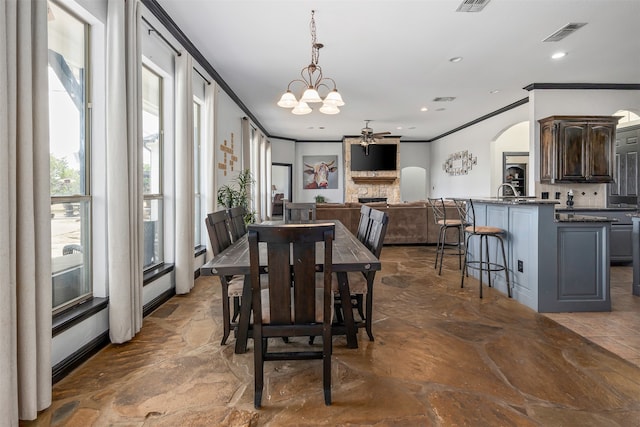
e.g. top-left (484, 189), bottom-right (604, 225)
top-left (428, 197), bottom-right (465, 275)
top-left (454, 199), bottom-right (511, 299)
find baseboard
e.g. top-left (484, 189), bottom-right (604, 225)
top-left (52, 332), bottom-right (110, 384)
top-left (142, 288), bottom-right (176, 317)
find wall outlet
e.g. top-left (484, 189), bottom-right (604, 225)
top-left (517, 260), bottom-right (524, 273)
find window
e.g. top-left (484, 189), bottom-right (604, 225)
top-left (142, 66), bottom-right (164, 269)
top-left (48, 1), bottom-right (92, 313)
top-left (193, 101), bottom-right (202, 249)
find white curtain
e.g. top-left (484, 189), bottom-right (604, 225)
top-left (0, 0), bottom-right (52, 422)
top-left (175, 53), bottom-right (195, 294)
top-left (204, 82), bottom-right (216, 258)
top-left (106, 0), bottom-right (144, 343)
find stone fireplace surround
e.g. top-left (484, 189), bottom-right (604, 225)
top-left (344, 137), bottom-right (401, 203)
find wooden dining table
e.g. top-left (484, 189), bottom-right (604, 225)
top-left (200, 220), bottom-right (381, 354)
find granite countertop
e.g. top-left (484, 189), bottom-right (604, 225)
top-left (555, 207), bottom-right (638, 212)
top-left (555, 213), bottom-right (618, 223)
top-left (470, 198), bottom-right (559, 206)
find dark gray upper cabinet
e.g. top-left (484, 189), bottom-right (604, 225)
top-left (539, 116), bottom-right (620, 183)
top-left (608, 124), bottom-right (640, 202)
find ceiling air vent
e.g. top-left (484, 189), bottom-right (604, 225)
top-left (433, 97), bottom-right (456, 102)
top-left (456, 0), bottom-right (491, 12)
top-left (543, 23), bottom-right (587, 42)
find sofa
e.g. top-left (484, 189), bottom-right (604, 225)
top-left (316, 201), bottom-right (460, 245)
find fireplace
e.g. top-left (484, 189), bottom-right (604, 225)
top-left (358, 197), bottom-right (387, 204)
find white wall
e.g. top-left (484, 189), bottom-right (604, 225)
top-left (271, 138), bottom-right (295, 164)
top-left (295, 142), bottom-right (344, 203)
top-left (429, 103), bottom-right (529, 198)
top-left (214, 88), bottom-right (245, 189)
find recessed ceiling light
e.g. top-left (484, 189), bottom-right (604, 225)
top-left (396, 126), bottom-right (403, 130)
top-left (489, 89), bottom-right (500, 94)
top-left (318, 126), bottom-right (325, 130)
top-left (449, 56), bottom-right (463, 63)
top-left (551, 51), bottom-right (567, 59)
top-left (420, 107), bottom-right (428, 112)
top-left (436, 108), bottom-right (446, 112)
top-left (433, 97), bottom-right (456, 102)
top-left (408, 126), bottom-right (416, 130)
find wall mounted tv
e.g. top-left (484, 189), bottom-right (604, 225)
top-left (350, 144), bottom-right (398, 171)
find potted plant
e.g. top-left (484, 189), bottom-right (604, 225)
top-left (314, 194), bottom-right (326, 204)
top-left (216, 169), bottom-right (256, 224)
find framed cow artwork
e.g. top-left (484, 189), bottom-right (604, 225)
top-left (302, 155), bottom-right (338, 190)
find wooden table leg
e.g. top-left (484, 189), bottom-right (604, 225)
top-left (234, 275), bottom-right (252, 354)
top-left (336, 271), bottom-right (358, 349)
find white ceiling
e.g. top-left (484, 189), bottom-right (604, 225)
top-left (153, 0), bottom-right (640, 142)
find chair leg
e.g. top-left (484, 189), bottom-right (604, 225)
top-left (434, 225), bottom-right (443, 270)
top-left (254, 336), bottom-right (264, 408)
top-left (461, 233), bottom-right (472, 288)
top-left (323, 327), bottom-right (332, 406)
top-left (365, 284), bottom-right (374, 341)
top-left (220, 281), bottom-right (231, 345)
top-left (479, 235), bottom-right (484, 298)
top-left (438, 226), bottom-right (447, 275)
top-left (485, 236), bottom-right (492, 288)
top-left (498, 235), bottom-right (512, 298)
top-left (457, 225), bottom-right (463, 269)
top-left (232, 296), bottom-right (241, 322)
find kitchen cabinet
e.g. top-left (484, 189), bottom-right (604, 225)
top-left (539, 116), bottom-right (619, 183)
top-left (608, 124), bottom-right (640, 205)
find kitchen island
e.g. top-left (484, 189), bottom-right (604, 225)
top-left (467, 199), bottom-right (613, 312)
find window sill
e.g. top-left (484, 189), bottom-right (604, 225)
top-left (195, 245), bottom-right (207, 258)
top-left (143, 263), bottom-right (174, 286)
top-left (53, 297), bottom-right (108, 337)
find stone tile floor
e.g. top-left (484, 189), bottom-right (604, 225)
top-left (545, 263), bottom-right (640, 368)
top-left (24, 246), bottom-right (640, 426)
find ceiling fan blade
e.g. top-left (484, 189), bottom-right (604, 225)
top-left (372, 131), bottom-right (391, 137)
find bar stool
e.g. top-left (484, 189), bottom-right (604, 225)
top-left (427, 198), bottom-right (465, 275)
top-left (454, 199), bottom-right (511, 298)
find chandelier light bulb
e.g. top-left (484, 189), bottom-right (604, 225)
top-left (319, 103), bottom-right (340, 115)
top-left (300, 87), bottom-right (322, 104)
top-left (277, 90), bottom-right (298, 108)
top-left (323, 89), bottom-right (345, 107)
top-left (291, 101), bottom-right (312, 115)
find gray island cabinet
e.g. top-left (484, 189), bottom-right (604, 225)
top-left (468, 199), bottom-right (612, 312)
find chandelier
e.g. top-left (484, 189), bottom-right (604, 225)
top-left (277, 10), bottom-right (345, 115)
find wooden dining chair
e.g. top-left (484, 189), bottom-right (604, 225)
top-left (333, 208), bottom-right (389, 341)
top-left (356, 204), bottom-right (372, 243)
top-left (227, 206), bottom-right (247, 242)
top-left (284, 201), bottom-right (316, 223)
top-left (248, 223), bottom-right (335, 408)
top-left (205, 210), bottom-right (244, 345)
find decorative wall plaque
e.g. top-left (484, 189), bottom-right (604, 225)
top-left (443, 150), bottom-right (477, 176)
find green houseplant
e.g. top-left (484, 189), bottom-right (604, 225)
top-left (314, 194), bottom-right (326, 203)
top-left (216, 169), bottom-right (256, 224)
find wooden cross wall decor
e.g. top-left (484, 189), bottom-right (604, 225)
top-left (218, 132), bottom-right (238, 176)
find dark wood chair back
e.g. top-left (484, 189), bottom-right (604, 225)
top-left (205, 210), bottom-right (233, 255)
top-left (284, 202), bottom-right (316, 223)
top-left (356, 205), bottom-right (372, 243)
top-left (248, 222), bottom-right (335, 408)
top-left (227, 206), bottom-right (247, 242)
top-left (364, 208), bottom-right (390, 259)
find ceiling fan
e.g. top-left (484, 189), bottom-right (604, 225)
top-left (359, 120), bottom-right (390, 154)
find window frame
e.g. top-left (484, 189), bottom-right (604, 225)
top-left (49, 0), bottom-right (93, 315)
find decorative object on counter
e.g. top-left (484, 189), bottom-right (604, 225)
top-left (442, 150), bottom-right (477, 176)
top-left (314, 194), bottom-right (326, 203)
top-left (566, 189), bottom-right (574, 208)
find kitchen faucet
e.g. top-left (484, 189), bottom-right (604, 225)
top-left (497, 182), bottom-right (520, 198)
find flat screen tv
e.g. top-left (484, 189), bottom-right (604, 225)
top-left (350, 144), bottom-right (397, 171)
